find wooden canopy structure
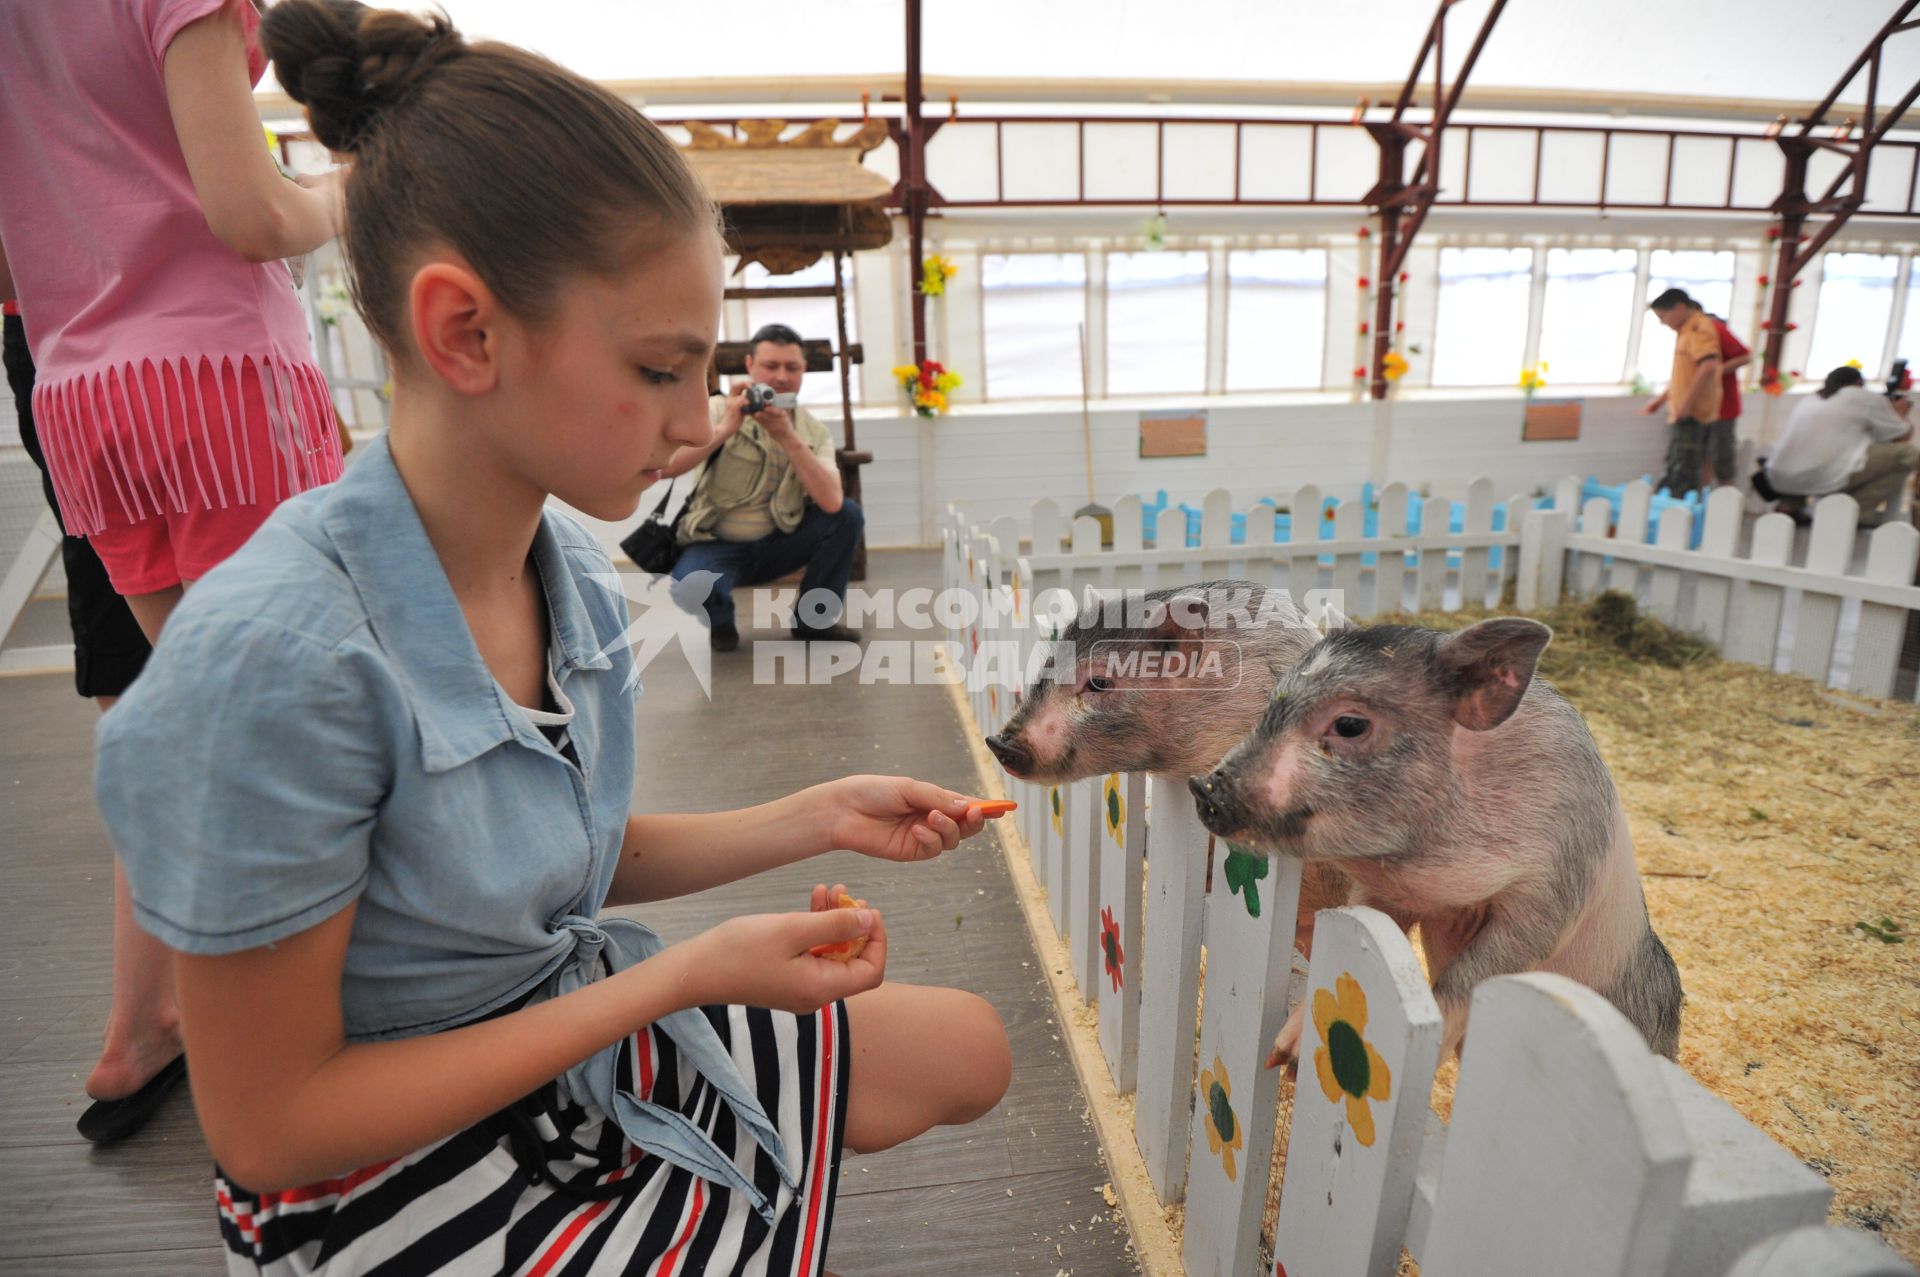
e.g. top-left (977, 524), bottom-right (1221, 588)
top-left (679, 117), bottom-right (892, 576)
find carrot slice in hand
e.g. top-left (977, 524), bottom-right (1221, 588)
top-left (809, 893), bottom-right (872, 962)
top-left (971, 800), bottom-right (1018, 817)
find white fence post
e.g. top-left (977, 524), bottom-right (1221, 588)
top-left (1575, 495), bottom-right (1612, 600)
top-left (1067, 776), bottom-right (1103, 1004)
top-left (1420, 974), bottom-right (1692, 1277)
top-left (1610, 479), bottom-right (1653, 596)
top-left (1134, 774), bottom-right (1212, 1203)
top-left (1288, 484), bottom-right (1323, 604)
top-left (1094, 771), bottom-right (1146, 1092)
top-left (1333, 500), bottom-right (1368, 619)
top-left (1517, 509), bottom-right (1568, 612)
top-left (1458, 477), bottom-right (1495, 609)
top-left (1727, 1226), bottom-right (1920, 1277)
top-left (1725, 513), bottom-right (1795, 669)
top-left (1851, 523), bottom-right (1920, 699)
top-left (1180, 847), bottom-right (1304, 1277)
top-left (1376, 482), bottom-right (1410, 616)
top-left (1653, 1056), bottom-right (1831, 1277)
top-left (1646, 505), bottom-right (1692, 625)
top-left (1687, 487), bottom-right (1745, 643)
top-left (1415, 496), bottom-right (1450, 611)
top-left (1272, 907), bottom-right (1444, 1277)
top-left (1791, 494), bottom-right (1860, 684)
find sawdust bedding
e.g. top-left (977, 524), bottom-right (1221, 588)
top-left (1239, 593), bottom-right (1920, 1269)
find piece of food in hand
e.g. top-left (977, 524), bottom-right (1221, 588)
top-left (809, 893), bottom-right (872, 961)
top-left (971, 799), bottom-right (1018, 817)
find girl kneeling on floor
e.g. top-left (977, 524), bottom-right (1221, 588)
top-left (94, 3), bottom-right (1012, 1272)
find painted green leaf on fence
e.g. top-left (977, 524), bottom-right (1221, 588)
top-left (1223, 843), bottom-right (1269, 918)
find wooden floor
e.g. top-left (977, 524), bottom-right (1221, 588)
top-left (0, 548), bottom-right (1139, 1276)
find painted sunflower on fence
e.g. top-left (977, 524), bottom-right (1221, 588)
top-left (1197, 1056), bottom-right (1243, 1182)
top-left (1099, 905), bottom-right (1125, 992)
top-left (1313, 972), bottom-right (1393, 1147)
top-left (1103, 773), bottom-right (1126, 848)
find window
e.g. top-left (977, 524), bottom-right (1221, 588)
top-left (738, 257), bottom-right (858, 406)
top-left (1430, 247), bottom-right (1534, 386)
top-left (1225, 249), bottom-right (1327, 390)
top-left (1105, 250), bottom-right (1209, 395)
top-left (1805, 252), bottom-right (1899, 381)
top-left (983, 253), bottom-right (1088, 399)
top-left (1535, 248), bottom-right (1637, 384)
top-left (1892, 260), bottom-right (1920, 374)
top-left (1635, 250), bottom-right (1735, 386)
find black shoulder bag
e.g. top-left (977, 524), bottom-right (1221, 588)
top-left (619, 460), bottom-right (707, 575)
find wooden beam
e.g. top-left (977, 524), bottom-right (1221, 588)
top-left (713, 339), bottom-right (862, 375)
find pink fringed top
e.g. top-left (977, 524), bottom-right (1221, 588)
top-left (0, 0), bottom-right (339, 536)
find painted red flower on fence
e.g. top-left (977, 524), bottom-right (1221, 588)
top-left (1100, 905), bottom-right (1125, 992)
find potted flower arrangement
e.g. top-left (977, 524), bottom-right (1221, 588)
top-left (892, 360), bottom-right (963, 417)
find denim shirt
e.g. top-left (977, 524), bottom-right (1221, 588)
top-left (95, 434), bottom-right (795, 1219)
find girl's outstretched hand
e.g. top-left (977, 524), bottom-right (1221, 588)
top-left (818, 775), bottom-right (999, 863)
top-left (674, 904), bottom-right (885, 1015)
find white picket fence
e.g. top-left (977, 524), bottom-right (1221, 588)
top-left (1528, 475), bottom-right (1920, 701)
top-left (942, 491), bottom-right (1918, 1277)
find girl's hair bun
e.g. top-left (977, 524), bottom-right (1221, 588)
top-left (262, 0), bottom-right (467, 153)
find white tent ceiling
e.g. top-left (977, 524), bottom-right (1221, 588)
top-left (258, 0), bottom-right (1918, 117)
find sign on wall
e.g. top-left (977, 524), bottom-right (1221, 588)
top-left (1140, 410), bottom-right (1208, 457)
top-left (1522, 399), bottom-right (1583, 441)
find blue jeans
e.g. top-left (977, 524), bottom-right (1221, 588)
top-left (670, 500), bottom-right (864, 631)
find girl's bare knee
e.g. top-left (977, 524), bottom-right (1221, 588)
top-left (951, 993), bottom-right (1011, 1124)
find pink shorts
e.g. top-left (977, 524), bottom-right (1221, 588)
top-left (34, 353), bottom-right (343, 596)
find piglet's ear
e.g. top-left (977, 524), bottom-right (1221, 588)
top-left (1150, 593), bottom-right (1210, 656)
top-left (1434, 618), bottom-right (1552, 731)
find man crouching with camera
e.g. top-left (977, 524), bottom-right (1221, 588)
top-left (662, 323), bottom-right (863, 650)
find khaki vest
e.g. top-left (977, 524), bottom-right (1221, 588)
top-left (677, 404), bottom-right (836, 545)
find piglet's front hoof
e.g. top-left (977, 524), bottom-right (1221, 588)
top-left (1265, 1010), bottom-right (1304, 1073)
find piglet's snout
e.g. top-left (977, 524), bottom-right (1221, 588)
top-left (985, 733), bottom-right (1034, 776)
top-left (1188, 772), bottom-right (1238, 836)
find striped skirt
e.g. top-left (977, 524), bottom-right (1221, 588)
top-left (214, 1002), bottom-right (850, 1276)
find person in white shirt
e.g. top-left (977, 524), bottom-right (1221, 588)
top-left (1763, 366), bottom-right (1917, 526)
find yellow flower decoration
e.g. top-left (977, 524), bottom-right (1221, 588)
top-left (1312, 972), bottom-right (1393, 1147)
top-left (891, 364), bottom-right (921, 386)
top-left (920, 254), bottom-right (958, 296)
top-left (1381, 351), bottom-right (1409, 382)
top-left (1197, 1056), bottom-right (1243, 1182)
top-left (1049, 785), bottom-right (1064, 837)
top-left (1102, 773), bottom-right (1125, 848)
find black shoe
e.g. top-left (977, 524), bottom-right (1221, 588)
top-left (710, 622), bottom-right (739, 652)
top-left (76, 1055), bottom-right (187, 1145)
top-left (791, 623), bottom-right (861, 645)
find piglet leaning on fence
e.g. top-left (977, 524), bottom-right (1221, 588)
top-left (982, 580), bottom-right (1352, 956)
top-left (1188, 617), bottom-right (1684, 1063)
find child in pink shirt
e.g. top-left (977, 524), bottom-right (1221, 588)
top-left (0, 0), bottom-right (345, 1139)
top-left (0, 0), bottom-right (343, 602)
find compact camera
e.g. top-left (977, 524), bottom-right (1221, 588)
top-left (743, 382), bottom-right (799, 415)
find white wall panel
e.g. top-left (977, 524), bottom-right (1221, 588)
top-left (1000, 122), bottom-right (1083, 202)
top-left (1537, 130), bottom-right (1605, 205)
top-left (1314, 126), bottom-right (1377, 204)
top-left (1604, 133), bottom-right (1669, 206)
top-left (1731, 139), bottom-right (1786, 209)
top-left (1238, 124), bottom-right (1315, 201)
top-left (925, 121), bottom-right (1002, 203)
top-left (1466, 128), bottom-right (1537, 203)
top-left (1083, 122), bottom-right (1159, 201)
top-left (1670, 135), bottom-right (1734, 207)
top-left (1163, 123), bottom-right (1239, 202)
